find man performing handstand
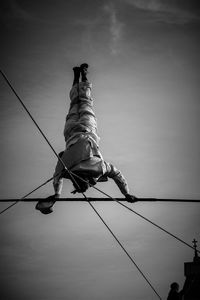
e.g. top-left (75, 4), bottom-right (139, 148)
top-left (36, 64), bottom-right (137, 214)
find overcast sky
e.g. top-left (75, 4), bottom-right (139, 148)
top-left (0, 1), bottom-right (200, 300)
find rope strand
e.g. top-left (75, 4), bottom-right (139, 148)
top-left (0, 201), bottom-right (18, 215)
top-left (0, 70), bottom-right (82, 196)
top-left (84, 195), bottom-right (162, 300)
top-left (0, 69), bottom-right (75, 182)
top-left (0, 170), bottom-right (64, 215)
top-left (70, 173), bottom-right (200, 254)
top-left (116, 201), bottom-right (200, 254)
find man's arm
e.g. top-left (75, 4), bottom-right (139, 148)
top-left (104, 162), bottom-right (137, 202)
top-left (35, 168), bottom-right (62, 214)
top-left (52, 153), bottom-right (65, 198)
top-left (53, 177), bottom-right (63, 198)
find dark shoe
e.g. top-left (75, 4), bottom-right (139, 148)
top-left (80, 63), bottom-right (89, 70)
top-left (72, 67), bottom-right (80, 86)
top-left (80, 63), bottom-right (89, 82)
top-left (73, 66), bottom-right (80, 74)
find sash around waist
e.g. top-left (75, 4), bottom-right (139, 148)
top-left (61, 135), bottom-right (102, 170)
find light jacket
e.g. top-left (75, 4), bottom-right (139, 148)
top-left (53, 135), bottom-right (129, 196)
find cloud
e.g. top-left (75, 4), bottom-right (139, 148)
top-left (127, 0), bottom-right (162, 12)
top-left (0, 0), bottom-right (34, 25)
top-left (71, 3), bottom-right (124, 56)
top-left (103, 3), bottom-right (124, 55)
top-left (122, 0), bottom-right (200, 24)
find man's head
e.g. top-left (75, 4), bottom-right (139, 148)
top-left (71, 176), bottom-right (90, 194)
top-left (58, 151), bottom-right (64, 158)
top-left (71, 175), bottom-right (96, 194)
top-left (170, 282), bottom-right (179, 292)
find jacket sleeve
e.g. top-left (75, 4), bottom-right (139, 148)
top-left (104, 162), bottom-right (129, 196)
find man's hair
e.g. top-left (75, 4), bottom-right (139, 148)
top-left (71, 175), bottom-right (97, 194)
top-left (58, 151), bottom-right (64, 158)
top-left (170, 282), bottom-right (179, 290)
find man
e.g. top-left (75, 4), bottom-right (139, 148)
top-left (167, 282), bottom-right (184, 300)
top-left (36, 64), bottom-right (137, 214)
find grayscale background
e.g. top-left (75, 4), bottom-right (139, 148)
top-left (0, 1), bottom-right (200, 299)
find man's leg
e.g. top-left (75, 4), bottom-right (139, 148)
top-left (63, 67), bottom-right (81, 141)
top-left (72, 66), bottom-right (80, 86)
top-left (64, 64), bottom-right (99, 145)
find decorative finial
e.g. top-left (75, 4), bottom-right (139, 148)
top-left (192, 238), bottom-right (199, 262)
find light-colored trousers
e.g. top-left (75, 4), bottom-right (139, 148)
top-left (63, 82), bottom-right (100, 148)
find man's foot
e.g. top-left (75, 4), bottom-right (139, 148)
top-left (80, 63), bottom-right (89, 71)
top-left (73, 66), bottom-right (80, 73)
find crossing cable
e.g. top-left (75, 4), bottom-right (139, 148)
top-left (0, 69), bottom-right (90, 211)
top-left (0, 70), bottom-right (86, 218)
top-left (0, 201), bottom-right (19, 215)
top-left (0, 69), bottom-right (76, 185)
top-left (0, 69), bottom-right (82, 190)
top-left (0, 171), bottom-right (63, 215)
top-left (83, 194), bottom-right (162, 300)
top-left (0, 70), bottom-right (89, 215)
top-left (115, 201), bottom-right (200, 254)
top-left (70, 172), bottom-right (200, 254)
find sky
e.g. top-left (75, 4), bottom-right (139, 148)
top-left (0, 0), bottom-right (200, 299)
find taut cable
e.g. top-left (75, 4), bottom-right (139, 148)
top-left (0, 170), bottom-right (63, 215)
top-left (0, 69), bottom-right (81, 193)
top-left (83, 194), bottom-right (162, 300)
top-left (70, 172), bottom-right (200, 254)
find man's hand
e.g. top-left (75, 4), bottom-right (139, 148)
top-left (125, 194), bottom-right (138, 203)
top-left (35, 195), bottom-right (57, 214)
top-left (54, 193), bottom-right (60, 199)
